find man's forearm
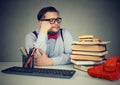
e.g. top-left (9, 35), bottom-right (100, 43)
top-left (35, 32), bottom-right (48, 52)
top-left (51, 53), bottom-right (71, 65)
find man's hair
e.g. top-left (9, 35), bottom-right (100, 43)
top-left (37, 6), bottom-right (59, 21)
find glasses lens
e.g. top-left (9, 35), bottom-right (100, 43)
top-left (50, 18), bottom-right (62, 24)
top-left (57, 18), bottom-right (62, 23)
top-left (41, 18), bottom-right (62, 24)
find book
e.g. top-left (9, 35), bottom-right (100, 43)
top-left (72, 44), bottom-right (106, 52)
top-left (72, 50), bottom-right (108, 56)
top-left (73, 65), bottom-right (92, 72)
top-left (72, 41), bottom-right (110, 45)
top-left (70, 54), bottom-right (104, 61)
top-left (71, 59), bottom-right (104, 65)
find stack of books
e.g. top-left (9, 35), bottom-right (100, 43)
top-left (70, 34), bottom-right (110, 72)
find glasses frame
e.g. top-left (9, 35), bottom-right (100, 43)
top-left (40, 17), bottom-right (62, 24)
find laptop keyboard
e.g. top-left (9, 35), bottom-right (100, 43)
top-left (1, 66), bottom-right (76, 78)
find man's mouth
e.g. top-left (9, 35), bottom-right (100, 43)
top-left (48, 26), bottom-right (60, 35)
top-left (52, 25), bottom-right (60, 28)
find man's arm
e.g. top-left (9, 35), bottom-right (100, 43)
top-left (25, 31), bottom-right (48, 53)
top-left (34, 21), bottom-right (52, 52)
top-left (52, 54), bottom-right (71, 65)
top-left (34, 32), bottom-right (48, 52)
top-left (34, 49), bottom-right (53, 66)
top-left (25, 20), bottom-right (51, 53)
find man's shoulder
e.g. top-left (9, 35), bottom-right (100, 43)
top-left (60, 28), bottom-right (70, 33)
top-left (60, 28), bottom-right (72, 35)
top-left (60, 28), bottom-right (73, 42)
top-left (60, 28), bottom-right (73, 39)
top-left (26, 29), bottom-right (39, 38)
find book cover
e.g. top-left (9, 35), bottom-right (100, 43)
top-left (73, 65), bottom-right (92, 72)
top-left (72, 44), bottom-right (106, 52)
top-left (72, 41), bottom-right (110, 45)
top-left (71, 59), bottom-right (104, 65)
top-left (70, 54), bottom-right (104, 61)
top-left (72, 50), bottom-right (108, 56)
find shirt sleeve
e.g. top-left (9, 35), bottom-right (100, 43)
top-left (25, 31), bottom-right (48, 53)
top-left (51, 29), bottom-right (73, 65)
top-left (34, 32), bottom-right (48, 52)
top-left (51, 54), bottom-right (71, 65)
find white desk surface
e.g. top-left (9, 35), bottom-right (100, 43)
top-left (0, 62), bottom-right (120, 85)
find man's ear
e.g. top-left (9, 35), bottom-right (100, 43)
top-left (38, 21), bottom-right (42, 26)
top-left (38, 21), bottom-right (41, 25)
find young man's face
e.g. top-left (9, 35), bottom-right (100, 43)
top-left (43, 12), bottom-right (61, 33)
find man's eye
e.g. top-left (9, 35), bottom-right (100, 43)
top-left (50, 19), bottom-right (55, 22)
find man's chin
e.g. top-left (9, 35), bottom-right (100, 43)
top-left (48, 29), bottom-right (59, 35)
top-left (49, 28), bottom-right (59, 32)
top-left (53, 30), bottom-right (59, 33)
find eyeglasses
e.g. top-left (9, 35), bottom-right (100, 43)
top-left (40, 18), bottom-right (62, 24)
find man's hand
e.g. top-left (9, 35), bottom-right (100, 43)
top-left (34, 49), bottom-right (53, 66)
top-left (39, 21), bottom-right (52, 34)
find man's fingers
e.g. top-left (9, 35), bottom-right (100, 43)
top-left (38, 49), bottom-right (45, 55)
top-left (34, 56), bottom-right (37, 60)
top-left (34, 56), bottom-right (39, 66)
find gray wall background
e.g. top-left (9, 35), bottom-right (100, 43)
top-left (0, 0), bottom-right (120, 62)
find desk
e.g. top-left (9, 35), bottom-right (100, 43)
top-left (0, 62), bottom-right (120, 85)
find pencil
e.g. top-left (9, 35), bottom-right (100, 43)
top-left (24, 48), bottom-right (37, 68)
top-left (19, 48), bottom-right (24, 55)
top-left (21, 47), bottom-right (28, 58)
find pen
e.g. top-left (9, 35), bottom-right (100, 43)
top-left (24, 48), bottom-right (37, 68)
top-left (29, 48), bottom-right (34, 68)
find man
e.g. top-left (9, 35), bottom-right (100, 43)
top-left (25, 6), bottom-right (73, 66)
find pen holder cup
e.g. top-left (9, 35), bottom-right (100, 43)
top-left (22, 55), bottom-right (34, 68)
